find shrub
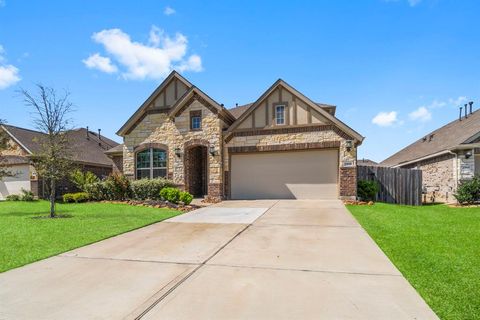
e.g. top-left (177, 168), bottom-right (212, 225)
top-left (70, 170), bottom-right (100, 192)
top-left (72, 192), bottom-right (89, 203)
top-left (131, 178), bottom-right (176, 200)
top-left (20, 188), bottom-right (35, 201)
top-left (104, 173), bottom-right (131, 200)
top-left (454, 176), bottom-right (480, 205)
top-left (160, 187), bottom-right (181, 203)
top-left (179, 191), bottom-right (193, 205)
top-left (357, 180), bottom-right (379, 202)
top-left (84, 181), bottom-right (109, 201)
top-left (63, 193), bottom-right (75, 203)
top-left (5, 194), bottom-right (21, 201)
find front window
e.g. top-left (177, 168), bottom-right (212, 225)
top-left (190, 110), bottom-right (202, 130)
top-left (136, 148), bottom-right (167, 179)
top-left (275, 105), bottom-right (285, 125)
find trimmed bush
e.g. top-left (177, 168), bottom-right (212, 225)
top-left (131, 178), bottom-right (175, 200)
top-left (454, 176), bottom-right (480, 205)
top-left (357, 180), bottom-right (379, 202)
top-left (72, 192), bottom-right (89, 203)
top-left (5, 194), bottom-right (21, 201)
top-left (160, 187), bottom-right (181, 203)
top-left (20, 189), bottom-right (35, 201)
top-left (63, 193), bottom-right (75, 203)
top-left (84, 181), bottom-right (109, 201)
top-left (179, 191), bottom-right (193, 205)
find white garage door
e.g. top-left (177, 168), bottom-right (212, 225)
top-left (230, 149), bottom-right (338, 200)
top-left (0, 165), bottom-right (31, 200)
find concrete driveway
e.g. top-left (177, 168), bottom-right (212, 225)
top-left (0, 200), bottom-right (438, 319)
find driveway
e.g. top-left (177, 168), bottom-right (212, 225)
top-left (0, 200), bottom-right (437, 319)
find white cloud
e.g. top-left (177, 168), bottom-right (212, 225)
top-left (82, 53), bottom-right (118, 73)
top-left (85, 26), bottom-right (202, 80)
top-left (0, 45), bottom-right (21, 89)
top-left (449, 96), bottom-right (467, 106)
top-left (372, 111), bottom-right (399, 127)
top-left (409, 106), bottom-right (431, 122)
top-left (164, 6), bottom-right (176, 15)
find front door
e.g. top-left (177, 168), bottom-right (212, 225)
top-left (185, 145), bottom-right (208, 197)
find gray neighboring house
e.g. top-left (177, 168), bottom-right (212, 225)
top-left (0, 124), bottom-right (119, 200)
top-left (381, 105), bottom-right (480, 203)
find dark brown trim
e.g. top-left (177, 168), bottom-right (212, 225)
top-left (228, 141), bottom-right (340, 154)
top-left (172, 92), bottom-right (232, 124)
top-left (184, 138), bottom-right (209, 149)
top-left (174, 79), bottom-right (178, 100)
top-left (265, 99), bottom-right (269, 127)
top-left (293, 96), bottom-right (297, 125)
top-left (225, 124), bottom-right (354, 143)
top-left (251, 110), bottom-right (256, 128)
top-left (133, 143), bottom-right (169, 153)
top-left (307, 106), bottom-right (312, 124)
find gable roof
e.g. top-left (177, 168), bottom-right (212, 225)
top-left (117, 71), bottom-right (193, 136)
top-left (228, 102), bottom-right (336, 119)
top-left (1, 124), bottom-right (119, 167)
top-left (226, 79), bottom-right (364, 142)
top-left (168, 86), bottom-right (236, 124)
top-left (381, 109), bottom-right (480, 167)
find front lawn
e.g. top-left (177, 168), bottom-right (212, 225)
top-left (348, 203), bottom-right (480, 320)
top-left (0, 200), bottom-right (181, 273)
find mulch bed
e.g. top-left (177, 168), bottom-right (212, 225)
top-left (100, 200), bottom-right (202, 212)
top-left (343, 200), bottom-right (375, 206)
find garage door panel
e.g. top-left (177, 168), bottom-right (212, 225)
top-left (231, 150), bottom-right (338, 200)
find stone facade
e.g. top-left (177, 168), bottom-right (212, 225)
top-left (123, 99), bottom-right (226, 198)
top-left (404, 153), bottom-right (456, 203)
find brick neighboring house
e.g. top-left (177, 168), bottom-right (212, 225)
top-left (0, 124), bottom-right (119, 200)
top-left (109, 71), bottom-right (364, 200)
top-left (381, 105), bottom-right (480, 203)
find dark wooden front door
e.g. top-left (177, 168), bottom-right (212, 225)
top-left (185, 146), bottom-right (208, 197)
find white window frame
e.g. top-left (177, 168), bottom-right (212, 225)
top-left (275, 104), bottom-right (286, 125)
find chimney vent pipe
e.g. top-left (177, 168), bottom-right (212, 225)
top-left (86, 126), bottom-right (89, 139)
top-left (459, 107), bottom-right (463, 121)
top-left (469, 101), bottom-right (473, 114)
top-left (465, 104), bottom-right (468, 119)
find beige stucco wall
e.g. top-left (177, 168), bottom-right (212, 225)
top-left (123, 99), bottom-right (224, 191)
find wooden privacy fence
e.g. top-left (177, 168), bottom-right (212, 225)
top-left (357, 165), bottom-right (423, 206)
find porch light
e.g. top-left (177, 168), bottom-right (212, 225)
top-left (209, 145), bottom-right (217, 156)
top-left (345, 140), bottom-right (353, 151)
top-left (465, 151), bottom-right (472, 159)
top-left (174, 147), bottom-right (182, 158)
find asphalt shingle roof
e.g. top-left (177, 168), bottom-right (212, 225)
top-left (381, 109), bottom-right (480, 167)
top-left (2, 125), bottom-right (119, 167)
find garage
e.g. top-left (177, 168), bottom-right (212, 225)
top-left (0, 164), bottom-right (31, 200)
top-left (230, 149), bottom-right (339, 200)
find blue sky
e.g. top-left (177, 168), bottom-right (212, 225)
top-left (0, 0), bottom-right (478, 162)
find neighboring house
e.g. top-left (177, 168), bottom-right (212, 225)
top-left (357, 158), bottom-right (378, 166)
top-left (0, 125), bottom-right (119, 200)
top-left (110, 71), bottom-right (364, 200)
top-left (381, 105), bottom-right (480, 203)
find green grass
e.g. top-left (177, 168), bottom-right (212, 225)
top-left (347, 203), bottom-right (480, 320)
top-left (0, 200), bottom-right (181, 273)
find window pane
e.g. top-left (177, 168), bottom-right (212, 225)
top-left (152, 149), bottom-right (167, 168)
top-left (153, 168), bottom-right (167, 178)
top-left (136, 149), bottom-right (151, 168)
top-left (276, 105), bottom-right (285, 125)
top-left (192, 116), bottom-right (201, 129)
top-left (137, 169), bottom-right (150, 179)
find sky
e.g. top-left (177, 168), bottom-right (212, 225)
top-left (0, 0), bottom-right (479, 162)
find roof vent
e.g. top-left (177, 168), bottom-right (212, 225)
top-left (469, 101), bottom-right (474, 114)
top-left (86, 126), bottom-right (89, 140)
top-left (429, 134), bottom-right (434, 142)
top-left (235, 103), bottom-right (238, 107)
top-left (459, 106), bottom-right (463, 121)
top-left (464, 104), bottom-right (468, 119)
top-left (422, 136), bottom-right (427, 142)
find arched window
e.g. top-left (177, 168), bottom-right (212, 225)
top-left (136, 148), bottom-right (167, 179)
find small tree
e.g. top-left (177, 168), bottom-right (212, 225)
top-left (70, 169), bottom-right (99, 192)
top-left (19, 85), bottom-right (74, 217)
